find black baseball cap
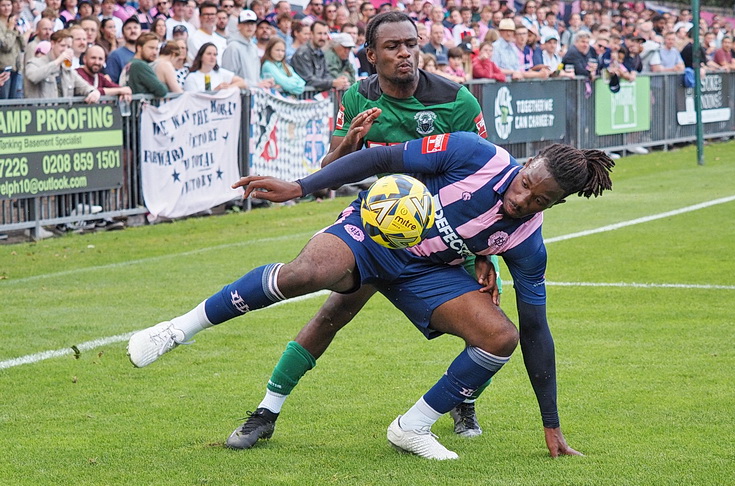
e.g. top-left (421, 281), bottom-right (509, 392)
top-left (123, 16), bottom-right (140, 27)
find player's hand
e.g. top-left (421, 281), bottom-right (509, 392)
top-left (342, 107), bottom-right (382, 151)
top-left (544, 427), bottom-right (583, 458)
top-left (475, 257), bottom-right (499, 305)
top-left (231, 175), bottom-right (302, 202)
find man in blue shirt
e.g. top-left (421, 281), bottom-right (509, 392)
top-left (492, 18), bottom-right (524, 80)
top-left (105, 16), bottom-right (140, 84)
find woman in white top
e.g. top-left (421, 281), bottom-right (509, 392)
top-left (183, 43), bottom-right (247, 92)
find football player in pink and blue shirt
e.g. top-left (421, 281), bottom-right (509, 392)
top-left (128, 131), bottom-right (614, 460)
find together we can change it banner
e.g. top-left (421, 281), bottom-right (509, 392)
top-left (140, 90), bottom-right (243, 219)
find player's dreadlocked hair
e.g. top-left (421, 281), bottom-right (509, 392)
top-left (537, 144), bottom-right (615, 198)
top-left (365, 11), bottom-right (417, 49)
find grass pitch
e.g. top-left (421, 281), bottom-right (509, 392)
top-left (1, 143), bottom-right (734, 485)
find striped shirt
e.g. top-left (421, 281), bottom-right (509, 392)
top-left (400, 132), bottom-right (547, 304)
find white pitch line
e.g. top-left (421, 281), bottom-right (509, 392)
top-left (0, 290), bottom-right (330, 370)
top-left (544, 281), bottom-right (735, 290)
top-left (0, 333), bottom-right (136, 370)
top-left (544, 194), bottom-right (735, 243)
top-left (3, 195), bottom-right (734, 370)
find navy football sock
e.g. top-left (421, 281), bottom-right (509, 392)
top-left (423, 346), bottom-right (510, 414)
top-left (204, 263), bottom-right (285, 324)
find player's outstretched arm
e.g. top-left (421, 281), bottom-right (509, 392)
top-left (544, 427), bottom-right (583, 458)
top-left (234, 143), bottom-right (405, 201)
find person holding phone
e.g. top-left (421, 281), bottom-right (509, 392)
top-left (0, 0), bottom-right (25, 99)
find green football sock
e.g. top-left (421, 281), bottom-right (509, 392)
top-left (489, 255), bottom-right (503, 294)
top-left (266, 341), bottom-right (317, 396)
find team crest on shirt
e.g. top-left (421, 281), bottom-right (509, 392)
top-left (488, 231), bottom-right (509, 252)
top-left (344, 224), bottom-right (365, 242)
top-left (414, 111), bottom-right (437, 136)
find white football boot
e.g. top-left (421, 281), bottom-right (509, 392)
top-left (127, 321), bottom-right (187, 367)
top-left (387, 416), bottom-right (459, 460)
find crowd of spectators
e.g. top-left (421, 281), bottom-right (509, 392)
top-left (1, 0), bottom-right (733, 241)
top-left (1, 0), bottom-right (735, 100)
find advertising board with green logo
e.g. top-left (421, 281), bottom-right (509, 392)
top-left (480, 81), bottom-right (567, 144)
top-left (594, 77), bottom-right (650, 135)
top-left (0, 105), bottom-right (123, 200)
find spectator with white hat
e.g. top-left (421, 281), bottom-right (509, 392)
top-left (222, 9), bottom-right (274, 88)
top-left (325, 31), bottom-right (356, 85)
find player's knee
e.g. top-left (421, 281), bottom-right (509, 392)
top-left (275, 263), bottom-right (312, 293)
top-left (279, 261), bottom-right (336, 293)
top-left (479, 321), bottom-right (518, 357)
top-left (499, 324), bottom-right (520, 355)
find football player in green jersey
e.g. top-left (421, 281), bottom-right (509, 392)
top-left (226, 11), bottom-right (503, 449)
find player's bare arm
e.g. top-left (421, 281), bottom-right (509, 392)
top-left (235, 142), bottom-right (402, 201)
top-left (320, 107), bottom-right (382, 167)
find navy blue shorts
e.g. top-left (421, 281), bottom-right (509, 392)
top-left (322, 202), bottom-right (482, 339)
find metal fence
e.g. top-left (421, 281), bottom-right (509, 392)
top-left (2, 71), bottom-right (733, 236)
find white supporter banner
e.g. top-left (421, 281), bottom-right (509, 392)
top-left (140, 89), bottom-right (243, 219)
top-left (250, 90), bottom-right (333, 181)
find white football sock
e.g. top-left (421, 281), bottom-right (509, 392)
top-left (170, 301), bottom-right (212, 341)
top-left (399, 397), bottom-right (442, 431)
top-left (258, 389), bottom-right (287, 414)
